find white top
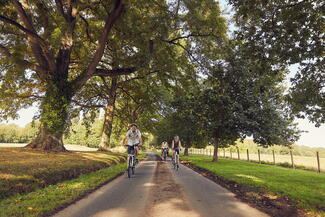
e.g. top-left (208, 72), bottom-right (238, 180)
top-left (126, 129), bottom-right (141, 146)
top-left (161, 142), bottom-right (168, 148)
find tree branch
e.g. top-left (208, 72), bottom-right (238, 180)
top-left (118, 70), bottom-right (158, 85)
top-left (79, 14), bottom-right (94, 43)
top-left (0, 44), bottom-right (46, 76)
top-left (12, 0), bottom-right (56, 72)
top-left (0, 15), bottom-right (46, 44)
top-left (161, 39), bottom-right (201, 64)
top-left (100, 76), bottom-right (112, 93)
top-left (72, 0), bottom-right (124, 90)
top-left (93, 67), bottom-right (136, 77)
top-left (167, 33), bottom-right (219, 43)
top-left (87, 0), bottom-right (123, 74)
top-left (55, 0), bottom-right (69, 22)
top-left (117, 86), bottom-right (139, 104)
top-left (283, 0), bottom-right (312, 9)
top-left (71, 100), bottom-right (105, 109)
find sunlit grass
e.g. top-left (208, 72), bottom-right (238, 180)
top-left (182, 155), bottom-right (325, 216)
top-left (0, 147), bottom-right (126, 199)
top-left (0, 163), bottom-right (126, 217)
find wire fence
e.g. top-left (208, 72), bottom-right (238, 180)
top-left (189, 147), bottom-right (325, 173)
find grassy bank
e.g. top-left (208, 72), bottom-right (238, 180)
top-left (0, 163), bottom-right (126, 217)
top-left (0, 147), bottom-right (126, 199)
top-left (182, 155), bottom-right (325, 216)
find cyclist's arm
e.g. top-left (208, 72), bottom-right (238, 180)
top-left (172, 140), bottom-right (174, 149)
top-left (179, 140), bottom-right (182, 149)
top-left (139, 135), bottom-right (142, 146)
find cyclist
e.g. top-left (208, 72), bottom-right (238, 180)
top-left (122, 123), bottom-right (142, 162)
top-left (161, 140), bottom-right (169, 157)
top-left (172, 136), bottom-right (182, 164)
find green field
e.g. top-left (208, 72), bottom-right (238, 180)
top-left (190, 148), bottom-right (325, 172)
top-left (182, 154), bottom-right (325, 216)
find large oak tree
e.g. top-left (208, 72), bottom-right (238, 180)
top-left (0, 0), bottom-right (135, 151)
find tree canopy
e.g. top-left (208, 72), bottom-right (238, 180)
top-left (0, 0), bottom-right (322, 154)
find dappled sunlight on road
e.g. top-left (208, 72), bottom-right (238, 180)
top-left (145, 161), bottom-right (201, 217)
top-left (148, 197), bottom-right (201, 217)
top-left (88, 207), bottom-right (129, 217)
top-left (143, 182), bottom-right (157, 187)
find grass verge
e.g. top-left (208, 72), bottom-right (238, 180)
top-left (0, 147), bottom-right (126, 200)
top-left (0, 163), bottom-right (126, 217)
top-left (182, 155), bottom-right (325, 217)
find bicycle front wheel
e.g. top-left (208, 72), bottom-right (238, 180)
top-left (132, 166), bottom-right (135, 175)
top-left (127, 157), bottom-right (133, 178)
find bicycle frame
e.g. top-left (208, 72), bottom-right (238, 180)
top-left (174, 150), bottom-right (179, 170)
top-left (126, 145), bottom-right (136, 178)
top-left (163, 148), bottom-right (168, 160)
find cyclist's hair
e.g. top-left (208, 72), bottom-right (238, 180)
top-left (130, 123), bottom-right (138, 127)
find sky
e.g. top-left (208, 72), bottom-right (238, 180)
top-left (1, 0), bottom-right (324, 148)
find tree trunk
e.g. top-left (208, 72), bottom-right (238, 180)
top-left (26, 81), bottom-right (73, 152)
top-left (212, 139), bottom-right (219, 162)
top-left (98, 78), bottom-right (117, 151)
top-left (184, 147), bottom-right (189, 156)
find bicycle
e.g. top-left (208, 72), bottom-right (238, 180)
top-left (173, 149), bottom-right (180, 170)
top-left (125, 144), bottom-right (138, 178)
top-left (162, 148), bottom-right (168, 161)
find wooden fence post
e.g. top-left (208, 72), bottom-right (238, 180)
top-left (290, 150), bottom-right (295, 169)
top-left (317, 151), bottom-right (321, 173)
top-left (223, 149), bottom-right (226, 158)
top-left (272, 150), bottom-right (275, 165)
top-left (247, 149), bottom-right (249, 161)
top-left (258, 149), bottom-right (261, 164)
top-left (230, 149), bottom-right (232, 159)
top-left (237, 147), bottom-right (240, 160)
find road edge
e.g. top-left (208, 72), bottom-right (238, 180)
top-left (181, 161), bottom-right (312, 217)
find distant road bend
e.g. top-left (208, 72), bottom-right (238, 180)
top-left (53, 153), bottom-right (269, 217)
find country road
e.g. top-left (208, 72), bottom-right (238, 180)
top-left (53, 153), bottom-right (269, 217)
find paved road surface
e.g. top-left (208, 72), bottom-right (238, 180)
top-left (53, 153), bottom-right (269, 217)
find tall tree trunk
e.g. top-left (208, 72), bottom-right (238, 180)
top-left (26, 81), bottom-right (73, 152)
top-left (98, 77), bottom-right (117, 151)
top-left (212, 138), bottom-right (219, 162)
top-left (184, 139), bottom-right (190, 156)
top-left (184, 146), bottom-right (189, 156)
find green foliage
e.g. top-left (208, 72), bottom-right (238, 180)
top-left (229, 0), bottom-right (325, 124)
top-left (153, 89), bottom-right (208, 149)
top-left (64, 119), bottom-right (102, 147)
top-left (195, 41), bottom-right (300, 148)
top-left (0, 122), bottom-right (39, 143)
top-left (183, 155), bottom-right (325, 215)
